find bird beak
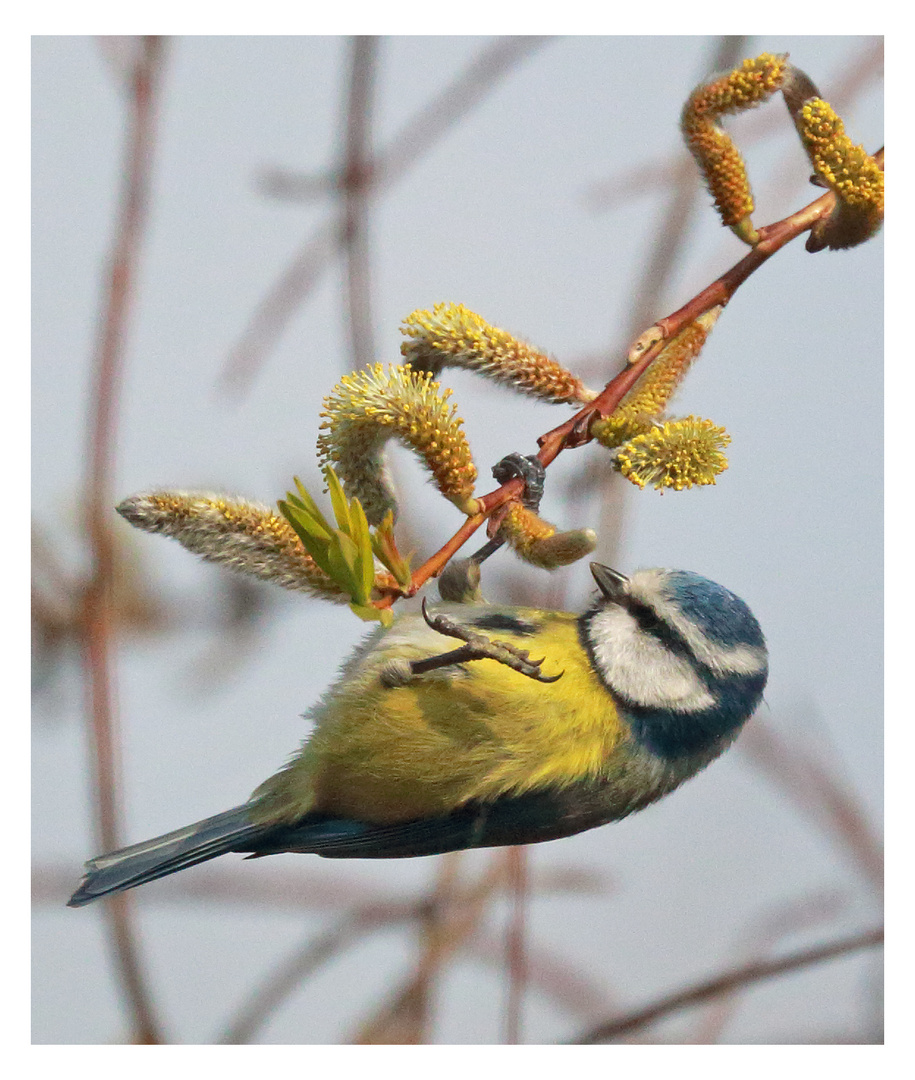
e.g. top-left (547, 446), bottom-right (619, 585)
top-left (590, 563), bottom-right (630, 604)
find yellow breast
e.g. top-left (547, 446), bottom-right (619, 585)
top-left (256, 606), bottom-right (628, 824)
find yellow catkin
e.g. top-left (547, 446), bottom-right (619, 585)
top-left (497, 503), bottom-right (597, 569)
top-left (317, 364), bottom-right (478, 525)
top-left (795, 97), bottom-right (884, 251)
top-left (401, 303), bottom-right (596, 405)
top-left (681, 53), bottom-right (789, 239)
top-left (116, 491), bottom-right (346, 598)
top-left (615, 417), bottom-right (731, 491)
top-left (592, 308), bottom-right (722, 449)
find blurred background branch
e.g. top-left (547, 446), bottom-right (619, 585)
top-left (78, 34), bottom-right (168, 1045)
top-left (32, 34), bottom-right (883, 1045)
top-left (574, 925), bottom-right (883, 1044)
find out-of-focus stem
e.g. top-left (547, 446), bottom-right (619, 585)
top-left (353, 858), bottom-right (505, 1043)
top-left (504, 846), bottom-right (528, 1044)
top-left (221, 36), bottom-right (553, 394)
top-left (81, 34), bottom-right (166, 1045)
top-left (574, 926), bottom-right (883, 1044)
top-left (341, 36), bottom-right (378, 370)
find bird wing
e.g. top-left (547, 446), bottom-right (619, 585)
top-left (247, 784), bottom-right (614, 859)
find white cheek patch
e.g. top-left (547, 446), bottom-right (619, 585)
top-left (587, 607), bottom-right (715, 711)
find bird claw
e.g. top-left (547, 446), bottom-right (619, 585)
top-left (415, 599), bottom-right (563, 683)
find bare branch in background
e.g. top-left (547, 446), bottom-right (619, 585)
top-left (504, 846), bottom-right (529, 1044)
top-left (221, 36), bottom-right (554, 394)
top-left (353, 857), bottom-right (505, 1043)
top-left (80, 35), bottom-right (168, 1045)
top-left (467, 931), bottom-right (613, 1023)
top-left (574, 926), bottom-right (883, 1044)
top-left (740, 717), bottom-right (884, 894)
top-left (220, 219), bottom-right (343, 394)
top-left (689, 889), bottom-right (847, 1043)
top-left (33, 858), bottom-right (607, 911)
top-left (341, 36), bottom-right (378, 371)
top-left (212, 856), bottom-right (611, 1044)
top-left (218, 908), bottom-right (396, 1044)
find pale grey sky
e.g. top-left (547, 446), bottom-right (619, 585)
top-left (32, 35), bottom-right (883, 1044)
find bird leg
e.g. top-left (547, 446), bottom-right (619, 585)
top-left (379, 599), bottom-right (563, 687)
top-left (385, 453), bottom-right (558, 686)
top-left (423, 599), bottom-right (562, 681)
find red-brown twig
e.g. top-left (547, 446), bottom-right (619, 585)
top-left (573, 925), bottom-right (883, 1044)
top-left (80, 35), bottom-right (166, 1045)
top-left (584, 35), bottom-right (750, 560)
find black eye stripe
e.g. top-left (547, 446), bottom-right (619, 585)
top-left (618, 598), bottom-right (695, 661)
top-left (580, 599), bottom-right (706, 685)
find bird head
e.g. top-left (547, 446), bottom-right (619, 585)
top-left (581, 563), bottom-right (768, 759)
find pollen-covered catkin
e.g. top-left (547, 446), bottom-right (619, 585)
top-left (117, 492), bottom-right (346, 598)
top-left (317, 364), bottom-right (478, 525)
top-left (401, 303), bottom-right (596, 405)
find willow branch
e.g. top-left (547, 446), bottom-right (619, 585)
top-left (394, 153), bottom-right (883, 603)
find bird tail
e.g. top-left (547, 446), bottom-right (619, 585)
top-left (67, 805), bottom-right (271, 907)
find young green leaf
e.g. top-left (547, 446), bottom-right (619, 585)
top-left (350, 602), bottom-right (394, 626)
top-left (292, 476), bottom-right (327, 522)
top-left (278, 501), bottom-right (334, 576)
top-left (324, 467), bottom-right (353, 537)
top-left (347, 495), bottom-right (376, 604)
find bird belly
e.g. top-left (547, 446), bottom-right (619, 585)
top-left (256, 607), bottom-right (632, 824)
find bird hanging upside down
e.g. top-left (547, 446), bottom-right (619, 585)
top-left (68, 562), bottom-right (767, 907)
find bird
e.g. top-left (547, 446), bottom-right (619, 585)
top-left (68, 562), bottom-right (767, 907)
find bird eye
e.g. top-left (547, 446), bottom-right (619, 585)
top-left (589, 563), bottom-right (631, 604)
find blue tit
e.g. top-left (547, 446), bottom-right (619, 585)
top-left (68, 562), bottom-right (767, 907)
